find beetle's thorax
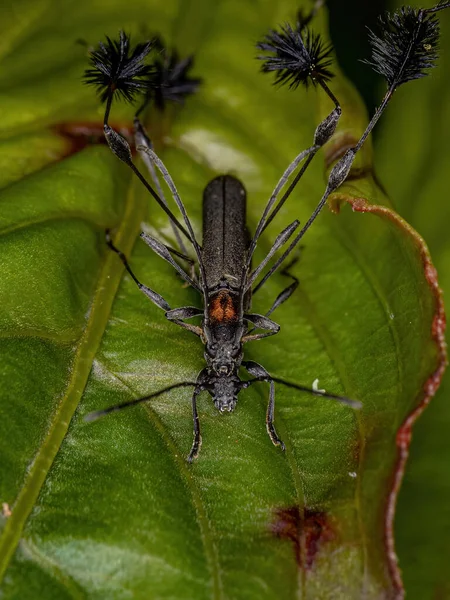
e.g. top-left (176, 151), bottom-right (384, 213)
top-left (204, 282), bottom-right (244, 377)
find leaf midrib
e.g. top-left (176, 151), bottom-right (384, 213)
top-left (95, 358), bottom-right (224, 599)
top-left (0, 174), bottom-right (147, 583)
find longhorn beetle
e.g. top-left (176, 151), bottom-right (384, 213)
top-left (84, 1), bottom-right (449, 460)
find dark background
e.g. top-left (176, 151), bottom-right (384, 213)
top-left (327, 0), bottom-right (387, 114)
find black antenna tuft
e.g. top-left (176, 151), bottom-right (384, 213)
top-left (84, 30), bottom-right (154, 103)
top-left (149, 43), bottom-right (202, 111)
top-left (252, 2), bottom-right (450, 296)
top-left (256, 24), bottom-right (333, 89)
top-left (363, 7), bottom-right (441, 88)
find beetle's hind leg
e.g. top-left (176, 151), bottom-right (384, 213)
top-left (242, 360), bottom-right (285, 451)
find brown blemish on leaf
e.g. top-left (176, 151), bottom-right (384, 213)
top-left (349, 434), bottom-right (361, 466)
top-left (271, 506), bottom-right (336, 570)
top-left (2, 503), bottom-right (11, 518)
top-left (330, 193), bottom-right (447, 598)
top-left (52, 121), bottom-right (133, 159)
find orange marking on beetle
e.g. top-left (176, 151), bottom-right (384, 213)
top-left (209, 291), bottom-right (238, 324)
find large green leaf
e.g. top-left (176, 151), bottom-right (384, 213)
top-left (376, 2), bottom-right (450, 598)
top-left (0, 1), bottom-right (445, 598)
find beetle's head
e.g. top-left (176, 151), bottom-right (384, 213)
top-left (210, 375), bottom-right (239, 412)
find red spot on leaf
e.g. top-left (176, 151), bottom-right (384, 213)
top-left (52, 121), bottom-right (133, 159)
top-left (271, 506), bottom-right (335, 570)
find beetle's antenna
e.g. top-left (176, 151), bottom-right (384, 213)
top-left (84, 381), bottom-right (198, 422)
top-left (252, 1), bottom-right (450, 293)
top-left (83, 31), bottom-right (198, 245)
top-left (357, 1), bottom-right (450, 151)
top-left (132, 41), bottom-right (202, 260)
top-left (136, 39), bottom-right (201, 116)
top-left (257, 23), bottom-right (334, 91)
top-left (241, 377), bottom-right (361, 409)
top-left (250, 20), bottom-right (341, 260)
top-left (84, 30), bottom-right (154, 124)
top-left (133, 118), bottom-right (188, 255)
top-left (133, 42), bottom-right (201, 256)
top-left (137, 145), bottom-right (208, 300)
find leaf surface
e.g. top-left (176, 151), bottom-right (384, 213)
top-left (0, 1), bottom-right (445, 598)
top-left (375, 2), bottom-right (450, 597)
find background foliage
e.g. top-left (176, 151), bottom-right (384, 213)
top-left (330, 0), bottom-right (450, 596)
top-left (375, 2), bottom-right (450, 596)
top-left (0, 0), bottom-right (448, 598)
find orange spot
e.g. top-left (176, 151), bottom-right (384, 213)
top-left (209, 291), bottom-right (238, 324)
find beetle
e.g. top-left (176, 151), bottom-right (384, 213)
top-left (84, 0), bottom-right (448, 459)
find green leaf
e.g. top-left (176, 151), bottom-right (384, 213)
top-left (375, 2), bottom-right (450, 598)
top-left (0, 1), bottom-right (445, 598)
